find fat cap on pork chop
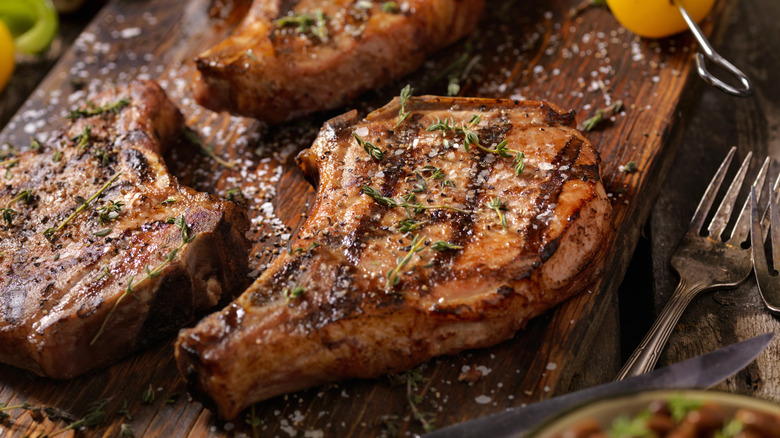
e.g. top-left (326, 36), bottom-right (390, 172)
top-left (0, 80), bottom-right (249, 379)
top-left (176, 96), bottom-right (613, 419)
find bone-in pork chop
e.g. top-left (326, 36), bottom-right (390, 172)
top-left (175, 96), bottom-right (612, 419)
top-left (0, 80), bottom-right (248, 379)
top-left (192, 0), bottom-right (485, 123)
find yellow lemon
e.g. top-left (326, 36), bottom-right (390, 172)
top-left (0, 20), bottom-right (15, 93)
top-left (606, 0), bottom-right (716, 39)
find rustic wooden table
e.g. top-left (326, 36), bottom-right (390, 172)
top-left (0, 0), bottom-right (777, 436)
top-left (640, 0), bottom-right (780, 402)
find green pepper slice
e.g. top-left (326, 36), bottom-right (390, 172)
top-left (0, 0), bottom-right (58, 55)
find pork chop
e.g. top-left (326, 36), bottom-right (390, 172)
top-left (192, 0), bottom-right (485, 124)
top-left (175, 96), bottom-right (613, 419)
top-left (0, 80), bottom-right (249, 379)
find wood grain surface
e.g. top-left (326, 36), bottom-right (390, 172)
top-left (0, 0), bottom-right (736, 436)
top-left (647, 0), bottom-right (780, 407)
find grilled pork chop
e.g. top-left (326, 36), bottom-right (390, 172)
top-left (0, 80), bottom-right (248, 379)
top-left (176, 96), bottom-right (612, 419)
top-left (192, 0), bottom-right (485, 123)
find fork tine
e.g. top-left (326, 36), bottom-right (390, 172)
top-left (690, 146), bottom-right (737, 232)
top-left (730, 156), bottom-right (769, 243)
top-left (708, 150), bottom-right (752, 239)
top-left (769, 186), bottom-right (780, 274)
top-left (751, 186), bottom-right (767, 274)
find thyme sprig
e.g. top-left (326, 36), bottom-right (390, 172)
top-left (431, 241), bottom-right (462, 251)
top-left (44, 172), bottom-right (122, 240)
top-left (389, 368), bottom-right (437, 432)
top-left (47, 399), bottom-right (107, 437)
top-left (90, 215), bottom-right (196, 345)
top-left (362, 186), bottom-right (469, 216)
top-left (184, 129), bottom-right (235, 168)
top-left (488, 197), bottom-right (508, 230)
top-left (68, 98), bottom-right (130, 119)
top-left (2, 189), bottom-right (33, 226)
top-left (73, 125), bottom-right (92, 152)
top-left (420, 165), bottom-right (445, 180)
top-left (386, 234), bottom-right (425, 290)
top-left (353, 133), bottom-right (384, 161)
top-left (395, 84), bottom-right (413, 128)
top-left (284, 283), bottom-right (305, 301)
top-left (428, 115), bottom-right (525, 176)
top-left (582, 100), bottom-right (623, 131)
top-left (275, 10), bottom-right (328, 40)
top-left (97, 200), bottom-right (124, 225)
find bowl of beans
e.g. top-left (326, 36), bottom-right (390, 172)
top-left (525, 389), bottom-right (780, 438)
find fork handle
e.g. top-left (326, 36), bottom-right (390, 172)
top-left (614, 278), bottom-right (706, 380)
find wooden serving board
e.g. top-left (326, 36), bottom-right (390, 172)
top-left (0, 0), bottom-right (728, 436)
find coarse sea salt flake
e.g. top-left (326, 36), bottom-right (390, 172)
top-left (475, 395), bottom-right (492, 404)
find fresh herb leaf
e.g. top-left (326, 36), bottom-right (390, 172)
top-left (395, 84), bottom-right (413, 128)
top-left (619, 161), bottom-right (638, 173)
top-left (93, 228), bottom-right (111, 237)
top-left (44, 172), bottom-right (122, 240)
top-left (284, 283), bottom-right (305, 301)
top-left (1, 189), bottom-right (33, 226)
top-left (381, 2), bottom-right (400, 13)
top-left (246, 405), bottom-right (261, 438)
top-left (386, 234), bottom-right (425, 290)
top-left (431, 241), bottom-right (462, 251)
top-left (73, 125), bottom-right (91, 152)
top-left (141, 384), bottom-right (155, 405)
top-left (668, 394), bottom-right (702, 422)
top-left (488, 197), bottom-right (508, 230)
top-left (582, 100), bottom-right (623, 131)
top-left (120, 423), bottom-right (136, 437)
top-left (97, 200), bottom-right (124, 225)
top-left (275, 9), bottom-right (328, 40)
top-left (68, 98), bottom-right (130, 119)
top-left (353, 133), bottom-right (384, 161)
top-left (161, 198), bottom-right (176, 205)
top-left (184, 129), bottom-right (235, 168)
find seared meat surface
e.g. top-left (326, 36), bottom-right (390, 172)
top-left (176, 96), bottom-right (612, 420)
top-left (192, 0), bottom-right (485, 123)
top-left (0, 80), bottom-right (248, 379)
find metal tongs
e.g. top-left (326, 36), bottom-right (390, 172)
top-left (675, 0), bottom-right (753, 97)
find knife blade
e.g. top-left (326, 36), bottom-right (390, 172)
top-left (422, 332), bottom-right (773, 438)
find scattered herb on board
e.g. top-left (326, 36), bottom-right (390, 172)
top-left (141, 384), bottom-right (155, 405)
top-left (582, 100), bottom-right (623, 131)
top-left (117, 399), bottom-right (132, 421)
top-left (388, 367), bottom-right (437, 432)
top-left (353, 133), bottom-right (384, 161)
top-left (386, 234), bottom-right (425, 290)
top-left (90, 215), bottom-right (196, 345)
top-left (488, 197), bottom-right (508, 230)
top-left (395, 84), bottom-right (413, 128)
top-left (44, 172), bottom-right (122, 240)
top-left (619, 161), bottom-right (638, 173)
top-left (184, 129), bottom-right (235, 168)
top-left (246, 405), bottom-right (261, 438)
top-left (120, 423), bottom-right (136, 437)
top-left (2, 189), bottom-right (33, 226)
top-left (47, 399), bottom-right (108, 437)
top-left (68, 98), bottom-right (130, 119)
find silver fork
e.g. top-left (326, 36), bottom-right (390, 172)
top-left (751, 173), bottom-right (780, 314)
top-left (616, 146), bottom-right (766, 380)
